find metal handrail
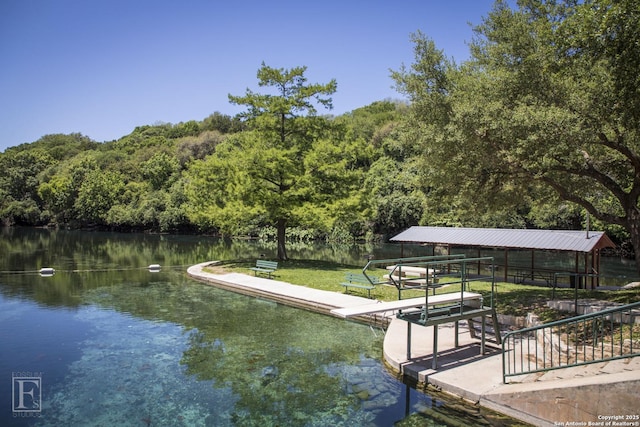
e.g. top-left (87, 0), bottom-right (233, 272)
top-left (365, 255), bottom-right (496, 301)
top-left (362, 254), bottom-right (466, 274)
top-left (362, 254), bottom-right (466, 299)
top-left (502, 300), bottom-right (640, 383)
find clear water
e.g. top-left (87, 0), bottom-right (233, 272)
top-left (3, 228), bottom-right (632, 426)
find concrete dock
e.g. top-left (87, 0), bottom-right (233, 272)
top-left (187, 262), bottom-right (640, 427)
top-left (384, 316), bottom-right (640, 426)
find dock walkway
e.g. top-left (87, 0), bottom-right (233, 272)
top-left (186, 262), bottom-right (391, 324)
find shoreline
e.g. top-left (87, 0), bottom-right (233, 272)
top-left (187, 261), bottom-right (640, 427)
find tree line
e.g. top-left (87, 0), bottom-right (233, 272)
top-left (0, 0), bottom-right (638, 266)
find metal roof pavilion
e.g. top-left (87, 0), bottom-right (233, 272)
top-left (390, 226), bottom-right (615, 253)
top-left (390, 227), bottom-right (616, 287)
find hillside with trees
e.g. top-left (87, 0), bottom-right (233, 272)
top-left (0, 99), bottom-right (413, 241)
top-left (0, 0), bottom-right (637, 265)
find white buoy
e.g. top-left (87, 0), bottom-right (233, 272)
top-left (148, 264), bottom-right (161, 272)
top-left (39, 267), bottom-right (55, 277)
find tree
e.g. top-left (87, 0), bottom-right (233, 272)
top-left (393, 0), bottom-right (640, 271)
top-left (201, 111), bottom-right (244, 134)
top-left (188, 63), bottom-right (337, 260)
top-left (229, 63), bottom-right (337, 260)
top-left (74, 169), bottom-right (125, 224)
top-left (0, 148), bottom-right (54, 225)
top-left (38, 153), bottom-right (101, 224)
top-left (176, 131), bottom-right (225, 167)
top-left (141, 152), bottom-right (179, 190)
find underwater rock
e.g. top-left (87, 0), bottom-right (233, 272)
top-left (356, 389), bottom-right (371, 400)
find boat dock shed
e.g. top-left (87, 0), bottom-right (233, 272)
top-left (389, 226), bottom-right (616, 288)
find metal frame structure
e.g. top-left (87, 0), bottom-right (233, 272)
top-left (362, 254), bottom-right (466, 300)
top-left (363, 255), bottom-right (501, 369)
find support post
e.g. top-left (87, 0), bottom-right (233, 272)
top-left (406, 321), bottom-right (411, 361)
top-left (454, 320), bottom-right (459, 348)
top-left (432, 324), bottom-right (438, 370)
top-left (481, 315), bottom-right (486, 355)
top-left (504, 248), bottom-right (509, 283)
top-left (468, 318), bottom-right (477, 339)
top-left (492, 309), bottom-right (502, 345)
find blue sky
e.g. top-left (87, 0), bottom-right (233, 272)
top-left (0, 0), bottom-right (496, 152)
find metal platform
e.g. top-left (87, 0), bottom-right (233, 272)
top-left (399, 304), bottom-right (500, 369)
top-left (364, 255), bottom-right (502, 370)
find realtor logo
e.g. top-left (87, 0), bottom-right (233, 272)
top-left (12, 373), bottom-right (42, 415)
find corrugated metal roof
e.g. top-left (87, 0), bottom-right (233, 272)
top-left (389, 226), bottom-right (615, 253)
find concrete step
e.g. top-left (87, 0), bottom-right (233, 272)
top-left (511, 355), bottom-right (640, 383)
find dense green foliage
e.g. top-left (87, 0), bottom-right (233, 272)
top-left (0, 118), bottom-right (239, 232)
top-left (1, 0), bottom-right (637, 265)
top-left (391, 0), bottom-right (640, 265)
top-left (0, 102), bottom-right (409, 239)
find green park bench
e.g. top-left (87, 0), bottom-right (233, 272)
top-left (250, 260), bottom-right (278, 278)
top-left (340, 272), bottom-right (383, 298)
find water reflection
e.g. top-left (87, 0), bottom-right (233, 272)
top-left (81, 273), bottom-right (387, 425)
top-left (31, 275), bottom-right (453, 426)
top-left (0, 229), bottom-right (458, 426)
top-left (0, 227), bottom-right (425, 309)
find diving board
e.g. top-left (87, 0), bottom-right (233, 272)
top-left (330, 292), bottom-right (483, 318)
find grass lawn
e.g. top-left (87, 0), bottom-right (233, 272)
top-left (206, 259), bottom-right (640, 321)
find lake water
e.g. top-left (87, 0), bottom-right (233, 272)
top-left (1, 228), bottom-right (634, 426)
